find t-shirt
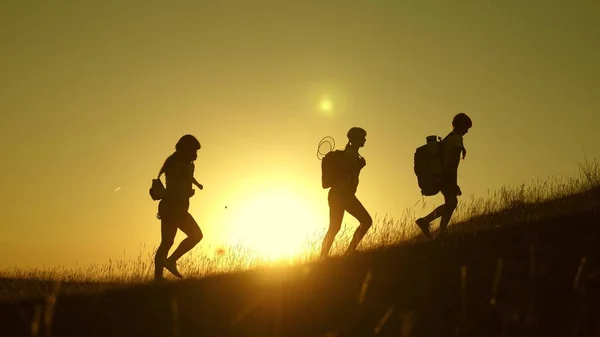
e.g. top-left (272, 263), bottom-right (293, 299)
top-left (164, 156), bottom-right (195, 198)
top-left (442, 132), bottom-right (464, 169)
top-left (334, 147), bottom-right (364, 194)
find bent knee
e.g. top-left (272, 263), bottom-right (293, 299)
top-left (190, 230), bottom-right (203, 244)
top-left (446, 199), bottom-right (458, 211)
top-left (361, 215), bottom-right (373, 228)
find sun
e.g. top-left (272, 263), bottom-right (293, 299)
top-left (226, 187), bottom-right (323, 261)
top-left (317, 96), bottom-right (335, 117)
top-left (319, 98), bottom-right (333, 112)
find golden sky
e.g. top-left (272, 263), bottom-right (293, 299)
top-left (1, 1), bottom-right (598, 269)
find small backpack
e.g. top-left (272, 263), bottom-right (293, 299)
top-left (149, 177), bottom-right (166, 201)
top-left (321, 150), bottom-right (347, 189)
top-left (414, 135), bottom-right (445, 196)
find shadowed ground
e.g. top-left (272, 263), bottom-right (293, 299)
top-left (2, 207), bottom-right (599, 337)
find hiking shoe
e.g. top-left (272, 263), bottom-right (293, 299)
top-left (164, 258), bottom-right (183, 279)
top-left (416, 218), bottom-right (432, 238)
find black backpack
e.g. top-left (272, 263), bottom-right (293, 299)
top-left (414, 135), bottom-right (445, 196)
top-left (321, 150), bottom-right (346, 189)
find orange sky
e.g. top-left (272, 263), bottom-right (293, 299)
top-left (1, 1), bottom-right (599, 269)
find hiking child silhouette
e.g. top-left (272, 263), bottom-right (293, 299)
top-left (320, 127), bottom-right (373, 258)
top-left (151, 134), bottom-right (204, 280)
top-left (416, 113), bottom-right (472, 237)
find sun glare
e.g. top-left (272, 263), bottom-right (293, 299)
top-left (320, 98), bottom-right (333, 112)
top-left (226, 188), bottom-right (323, 261)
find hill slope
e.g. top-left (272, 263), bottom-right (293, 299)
top-left (2, 207), bottom-right (599, 337)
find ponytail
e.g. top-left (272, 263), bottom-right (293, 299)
top-left (158, 152), bottom-right (178, 178)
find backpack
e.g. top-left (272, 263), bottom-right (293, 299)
top-left (321, 150), bottom-right (346, 189)
top-left (414, 135), bottom-right (445, 196)
top-left (149, 177), bottom-right (166, 201)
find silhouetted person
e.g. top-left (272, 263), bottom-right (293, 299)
top-left (416, 113), bottom-right (472, 237)
top-left (154, 135), bottom-right (204, 280)
top-left (320, 127), bottom-right (373, 258)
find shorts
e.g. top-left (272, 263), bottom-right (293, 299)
top-left (158, 197), bottom-right (190, 223)
top-left (440, 181), bottom-right (461, 197)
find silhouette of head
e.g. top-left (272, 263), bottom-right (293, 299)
top-left (347, 127), bottom-right (367, 148)
top-left (452, 113), bottom-right (472, 136)
top-left (175, 134), bottom-right (201, 161)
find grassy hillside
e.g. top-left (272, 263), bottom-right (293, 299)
top-left (1, 205), bottom-right (599, 336)
top-left (1, 160), bottom-right (599, 336)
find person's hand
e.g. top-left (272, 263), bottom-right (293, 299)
top-left (197, 183), bottom-right (203, 190)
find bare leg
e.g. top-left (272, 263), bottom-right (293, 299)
top-left (167, 213), bottom-right (203, 263)
top-left (438, 194), bottom-right (458, 232)
top-left (155, 220), bottom-right (177, 279)
top-left (422, 204), bottom-right (446, 223)
top-left (345, 195), bottom-right (373, 254)
top-left (321, 198), bottom-right (344, 258)
top-left (417, 192), bottom-right (458, 234)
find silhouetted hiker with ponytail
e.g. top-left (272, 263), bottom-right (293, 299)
top-left (416, 113), bottom-right (472, 237)
top-left (320, 127), bottom-right (373, 258)
top-left (149, 134), bottom-right (204, 281)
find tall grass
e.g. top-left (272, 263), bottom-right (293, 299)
top-left (1, 159), bottom-right (598, 299)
